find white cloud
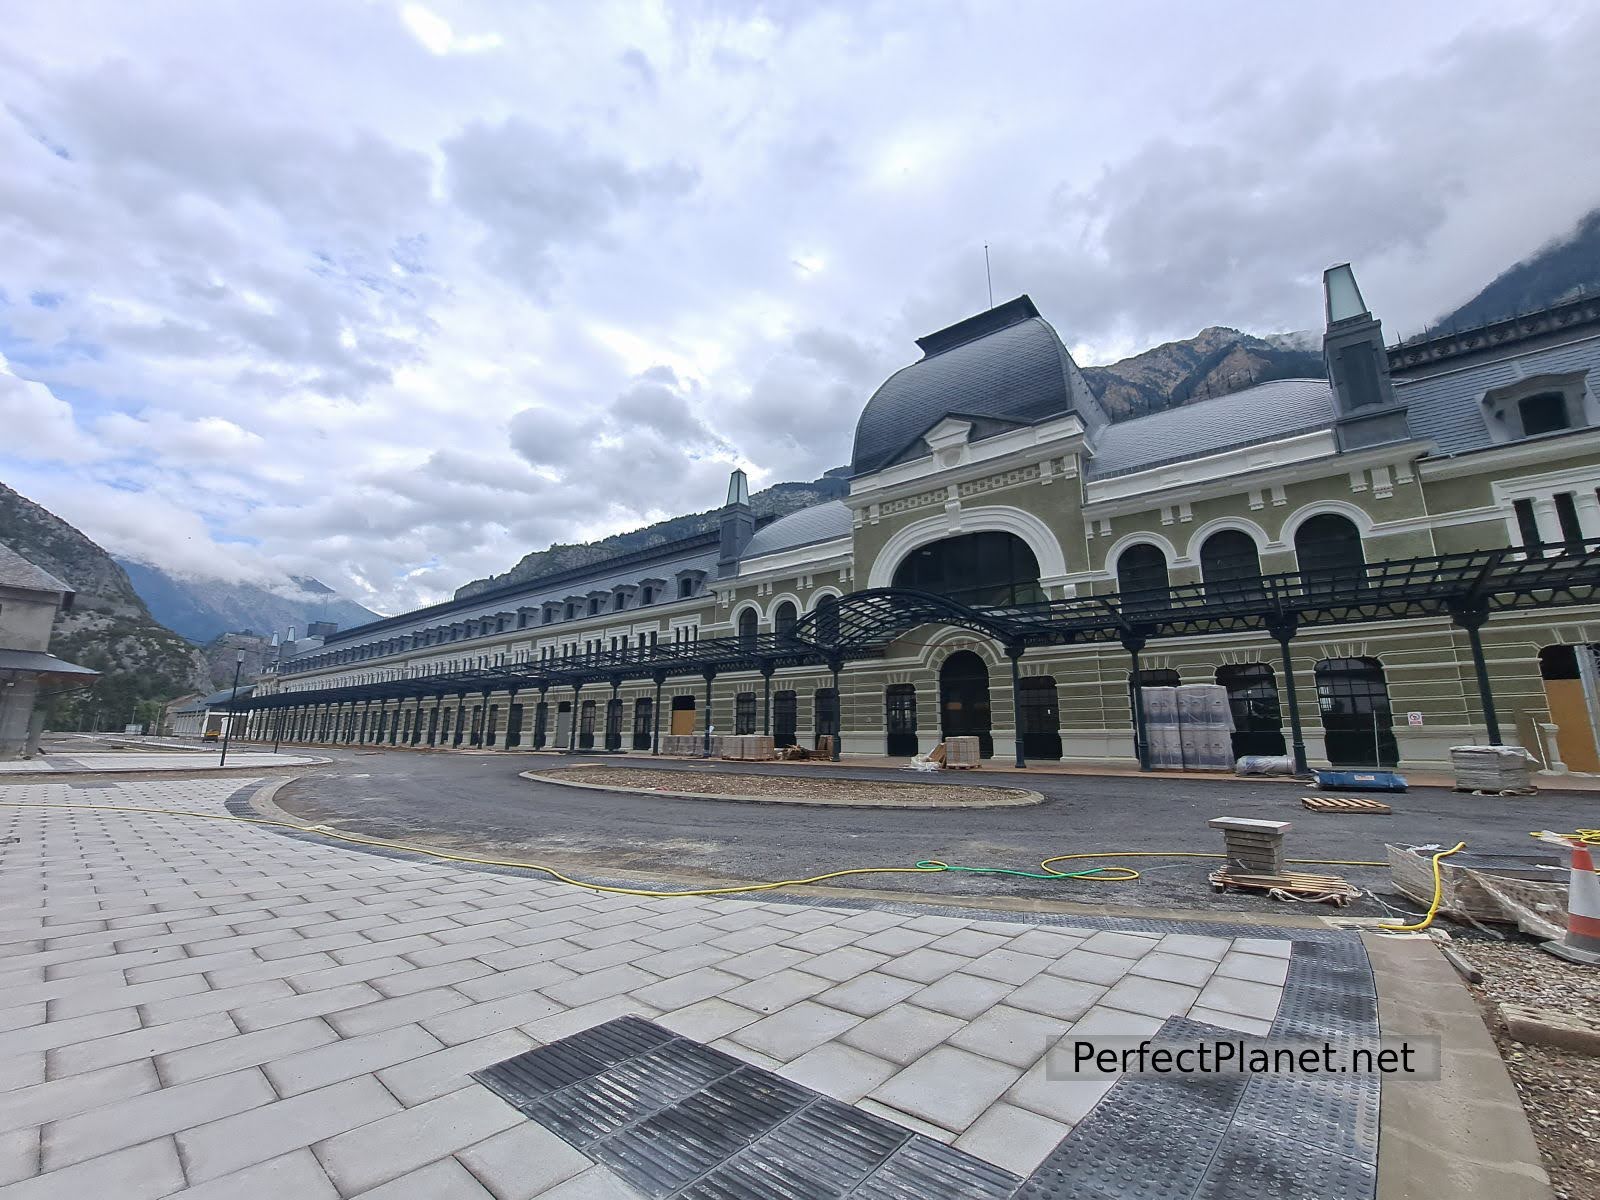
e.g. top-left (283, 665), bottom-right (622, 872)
top-left (400, 4), bottom-right (503, 56)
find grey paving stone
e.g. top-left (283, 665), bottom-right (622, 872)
top-left (520, 996), bottom-right (660, 1045)
top-left (1001, 929), bottom-right (1089, 960)
top-left (0, 1134), bottom-right (185, 1200)
top-left (265, 1024), bottom-right (443, 1096)
top-left (728, 1000), bottom-right (861, 1060)
top-left (953, 1101), bottom-right (1071, 1176)
top-left (0, 1059), bottom-right (159, 1133)
top-left (282, 956), bottom-right (411, 994)
top-left (377, 1029), bottom-right (536, 1106)
top-left (178, 1073), bottom-right (402, 1182)
top-left (347, 1156), bottom-right (496, 1198)
top-left (43, 1066), bottom-right (275, 1169)
top-left (871, 1045), bottom-right (1022, 1132)
top-left (314, 1077), bottom-right (524, 1194)
top-left (853, 927), bottom-right (938, 956)
top-left (536, 1164), bottom-right (640, 1200)
top-left (457, 1119), bottom-right (592, 1200)
top-left (157, 1016), bottom-right (337, 1085)
top-left (839, 1003), bottom-right (963, 1065)
top-left (817, 971), bottom-right (925, 1017)
top-left (1005, 975), bottom-right (1107, 1022)
top-left (1005, 1060), bottom-right (1116, 1126)
top-left (371, 960), bottom-right (493, 998)
top-left (331, 935), bottom-right (442, 965)
top-left (257, 932), bottom-right (371, 960)
top-left (778, 926), bottom-right (863, 955)
top-left (626, 966), bottom-right (743, 1011)
top-left (0, 1125), bottom-right (39, 1186)
top-left (1195, 975), bottom-right (1283, 1022)
top-left (653, 997), bottom-right (762, 1042)
top-left (1128, 951), bottom-right (1219, 988)
top-left (139, 980), bottom-right (297, 1026)
top-left (913, 972), bottom-right (1016, 1019)
top-left (423, 992), bottom-right (565, 1046)
top-left (540, 964), bottom-right (655, 1007)
top-left (716, 944), bottom-right (810, 980)
top-left (720, 968), bottom-right (831, 1014)
top-left (1077, 931), bottom-right (1160, 960)
top-left (162, 1148), bottom-right (340, 1199)
top-left (1157, 932), bottom-right (1234, 961)
top-left (1231, 936), bottom-right (1293, 959)
top-left (877, 947), bottom-right (970, 984)
top-left (327, 988), bottom-right (472, 1038)
top-left (630, 944), bottom-right (734, 977)
top-left (927, 929), bottom-right (1011, 958)
top-left (1214, 950), bottom-right (1290, 985)
top-left (0, 1007), bottom-right (141, 1058)
top-left (1096, 974), bottom-right (1202, 1020)
top-left (233, 981), bottom-right (384, 1032)
top-left (458, 960), bottom-right (580, 1003)
top-left (854, 1097), bottom-right (957, 1145)
top-left (1045, 948), bottom-right (1142, 987)
top-left (552, 942), bottom-right (653, 975)
top-left (205, 951), bottom-right (341, 988)
top-left (963, 947), bottom-right (1053, 986)
top-left (949, 1004), bottom-right (1070, 1069)
top-left (1060, 1005), bottom-right (1166, 1039)
top-left (1187, 1004), bottom-right (1273, 1036)
top-left (778, 1040), bottom-right (899, 1103)
top-left (477, 939), bottom-right (584, 972)
top-left (708, 925), bottom-right (791, 953)
top-left (403, 938), bottom-right (510, 968)
top-left (793, 945), bottom-right (892, 983)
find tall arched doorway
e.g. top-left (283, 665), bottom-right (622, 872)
top-left (940, 650), bottom-right (993, 757)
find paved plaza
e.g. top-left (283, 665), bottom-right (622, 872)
top-left (0, 771), bottom-right (1534, 1198)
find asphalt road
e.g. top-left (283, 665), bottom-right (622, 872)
top-left (266, 749), bottom-right (1599, 917)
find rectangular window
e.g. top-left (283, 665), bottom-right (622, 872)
top-left (1554, 491), bottom-right (1584, 551)
top-left (1513, 498), bottom-right (1541, 550)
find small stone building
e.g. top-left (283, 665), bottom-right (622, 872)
top-left (0, 541), bottom-right (97, 758)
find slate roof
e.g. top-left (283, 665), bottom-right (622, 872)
top-left (1393, 334), bottom-right (1600, 456)
top-left (1084, 378), bottom-right (1337, 479)
top-left (741, 500), bottom-right (852, 559)
top-left (0, 541), bottom-right (73, 598)
top-left (851, 296), bottom-right (1107, 477)
top-left (174, 684), bottom-right (256, 713)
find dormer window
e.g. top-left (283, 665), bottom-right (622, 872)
top-left (1519, 392), bottom-right (1571, 436)
top-left (678, 578), bottom-right (695, 599)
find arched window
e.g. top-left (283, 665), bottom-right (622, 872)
top-left (773, 600), bottom-right (798, 642)
top-left (891, 532), bottom-right (1043, 607)
top-left (1116, 544), bottom-right (1170, 612)
top-left (1200, 531), bottom-right (1263, 601)
top-left (1315, 657), bottom-right (1397, 766)
top-left (816, 594), bottom-right (840, 644)
top-left (1216, 664), bottom-right (1284, 757)
top-left (1295, 514), bottom-right (1365, 593)
top-left (737, 608), bottom-right (758, 650)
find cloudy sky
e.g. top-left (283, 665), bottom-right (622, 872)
top-left (3, 1), bottom-right (1598, 616)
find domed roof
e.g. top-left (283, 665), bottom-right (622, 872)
top-left (741, 500), bottom-right (851, 559)
top-left (850, 295), bottom-right (1106, 476)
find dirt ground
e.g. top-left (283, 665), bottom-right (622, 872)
top-left (1454, 936), bottom-right (1600, 1200)
top-left (528, 764), bottom-right (1037, 807)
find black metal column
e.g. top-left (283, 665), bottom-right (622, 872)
top-left (1007, 644), bottom-right (1026, 769)
top-left (1121, 631), bottom-right (1150, 771)
top-left (829, 657), bottom-right (843, 762)
top-left (569, 683), bottom-right (581, 752)
top-left (702, 667), bottom-right (716, 757)
top-left (454, 692), bottom-right (466, 747)
top-left (760, 660), bottom-right (774, 736)
top-left (537, 685), bottom-right (549, 749)
top-left (608, 678), bottom-right (621, 751)
top-left (480, 688), bottom-right (492, 747)
top-left (651, 670), bottom-right (665, 756)
top-left (1449, 598), bottom-right (1502, 745)
top-left (1267, 615), bottom-right (1311, 775)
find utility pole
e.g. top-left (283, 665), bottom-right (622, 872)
top-left (219, 650), bottom-right (244, 767)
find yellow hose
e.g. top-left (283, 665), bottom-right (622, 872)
top-left (0, 798), bottom-right (1389, 900)
top-left (1378, 841), bottom-right (1466, 933)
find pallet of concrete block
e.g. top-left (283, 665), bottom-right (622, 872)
top-left (1450, 745), bottom-right (1538, 795)
top-left (1141, 687), bottom-right (1184, 770)
top-left (661, 733), bottom-right (722, 757)
top-left (721, 735), bottom-right (777, 762)
top-left (944, 736), bottom-right (981, 769)
top-left (1177, 684), bottom-right (1233, 771)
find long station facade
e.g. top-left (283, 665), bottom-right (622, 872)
top-left (243, 266), bottom-right (1600, 772)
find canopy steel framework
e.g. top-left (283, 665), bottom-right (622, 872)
top-left (241, 540), bottom-right (1600, 771)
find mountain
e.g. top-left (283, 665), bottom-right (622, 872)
top-left (1433, 206), bottom-right (1600, 331)
top-left (455, 469), bottom-right (851, 599)
top-left (118, 559), bottom-right (379, 644)
top-left (1081, 326), bottom-right (1325, 420)
top-left (0, 480), bottom-right (209, 726)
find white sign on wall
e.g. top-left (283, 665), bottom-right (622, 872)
top-left (1407, 712), bottom-right (1424, 727)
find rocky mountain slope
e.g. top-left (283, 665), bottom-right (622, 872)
top-left (118, 558), bottom-right (378, 644)
top-left (1081, 326), bottom-right (1324, 420)
top-left (0, 481), bottom-right (209, 724)
top-left (1434, 205), bottom-right (1600, 332)
top-left (454, 469), bottom-right (851, 599)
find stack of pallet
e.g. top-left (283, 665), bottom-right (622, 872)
top-left (660, 734), bottom-right (724, 757)
top-left (1450, 745), bottom-right (1537, 794)
top-left (1208, 817), bottom-right (1291, 874)
top-left (944, 736), bottom-right (981, 769)
top-left (720, 735), bottom-right (777, 761)
top-left (1141, 687), bottom-right (1184, 769)
top-left (1176, 684), bottom-right (1234, 771)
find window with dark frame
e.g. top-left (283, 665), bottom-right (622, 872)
top-left (1518, 391), bottom-right (1571, 436)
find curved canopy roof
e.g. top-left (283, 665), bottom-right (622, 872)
top-left (741, 500), bottom-right (851, 559)
top-left (850, 295), bottom-right (1105, 477)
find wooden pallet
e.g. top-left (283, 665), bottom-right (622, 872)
top-left (1209, 867), bottom-right (1361, 906)
top-left (1301, 795), bottom-right (1392, 814)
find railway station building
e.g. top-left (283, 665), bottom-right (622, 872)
top-left (243, 266), bottom-right (1600, 773)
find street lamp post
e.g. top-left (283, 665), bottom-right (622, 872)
top-left (219, 650), bottom-right (245, 767)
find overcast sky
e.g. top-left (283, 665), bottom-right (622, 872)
top-left (3, 1), bottom-right (1598, 617)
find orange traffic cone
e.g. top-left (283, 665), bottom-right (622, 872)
top-left (1543, 837), bottom-right (1600, 966)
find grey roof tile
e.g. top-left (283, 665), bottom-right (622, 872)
top-left (0, 541), bottom-right (73, 596)
top-left (742, 501), bottom-right (852, 559)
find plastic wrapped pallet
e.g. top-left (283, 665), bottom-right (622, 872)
top-left (945, 736), bottom-right (981, 767)
top-left (1141, 686), bottom-right (1179, 724)
top-left (746, 735), bottom-right (776, 761)
top-left (1176, 683), bottom-right (1234, 771)
top-left (1450, 746), bottom-right (1537, 794)
top-left (1140, 687), bottom-right (1183, 769)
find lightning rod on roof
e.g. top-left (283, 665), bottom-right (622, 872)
top-left (984, 243), bottom-right (994, 309)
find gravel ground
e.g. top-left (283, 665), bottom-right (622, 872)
top-left (530, 764), bottom-right (1035, 807)
top-left (1454, 936), bottom-right (1600, 1200)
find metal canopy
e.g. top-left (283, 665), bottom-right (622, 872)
top-left (245, 541), bottom-right (1600, 713)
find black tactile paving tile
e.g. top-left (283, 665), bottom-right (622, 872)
top-left (1191, 1123), bottom-right (1377, 1200)
top-left (474, 1040), bottom-right (610, 1107)
top-left (1233, 1075), bottom-right (1380, 1162)
top-left (567, 1013), bottom-right (682, 1064)
top-left (853, 1134), bottom-right (1022, 1199)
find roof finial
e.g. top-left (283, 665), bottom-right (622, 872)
top-left (984, 243), bottom-right (994, 310)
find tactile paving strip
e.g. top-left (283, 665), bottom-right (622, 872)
top-left (474, 1016), bottom-right (1024, 1199)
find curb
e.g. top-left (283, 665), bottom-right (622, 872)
top-left (518, 766), bottom-right (1044, 809)
top-left (0, 757), bottom-right (328, 783)
top-left (1363, 932), bottom-right (1553, 1200)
